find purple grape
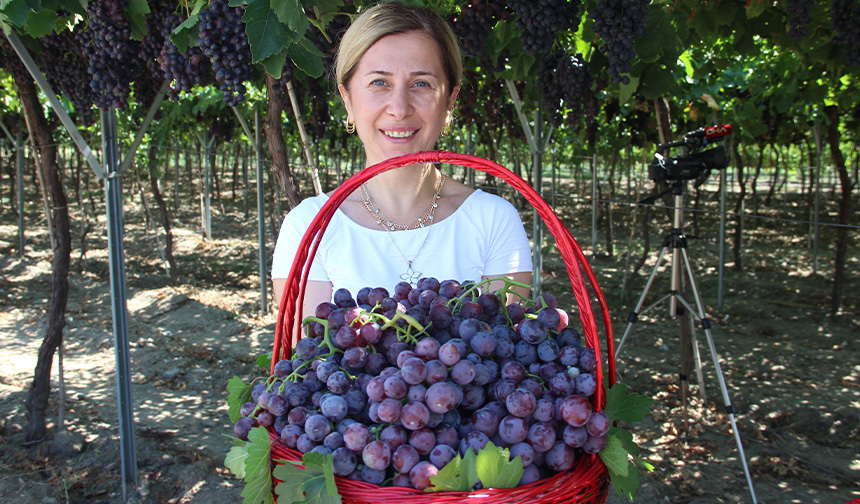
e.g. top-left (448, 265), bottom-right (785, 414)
top-left (527, 422), bottom-right (556, 453)
top-left (409, 460), bottom-right (439, 491)
top-left (498, 415), bottom-right (529, 444)
top-left (510, 441), bottom-right (535, 467)
top-left (380, 424), bottom-right (409, 450)
top-left (506, 388), bottom-right (537, 418)
top-left (343, 422), bottom-right (371, 451)
top-left (400, 357), bottom-right (428, 385)
top-left (559, 395), bottom-right (593, 427)
top-left (233, 416), bottom-right (255, 440)
top-left (331, 446), bottom-right (357, 476)
top-left (362, 440), bottom-right (392, 471)
top-left (545, 441), bottom-right (577, 471)
top-left (562, 425), bottom-right (588, 448)
top-left (280, 424), bottom-right (303, 448)
top-left (401, 402), bottom-right (431, 430)
top-left (429, 443), bottom-right (457, 469)
top-left (409, 427), bottom-right (436, 455)
top-left (392, 444), bottom-right (420, 474)
top-left (582, 433), bottom-right (608, 454)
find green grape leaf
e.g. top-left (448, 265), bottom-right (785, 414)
top-left (22, 8), bottom-right (56, 38)
top-left (598, 433), bottom-right (629, 478)
top-left (610, 460), bottom-right (642, 501)
top-left (225, 442), bottom-right (249, 479)
top-left (287, 35), bottom-right (325, 78)
top-left (240, 426), bottom-right (273, 504)
top-left (261, 48), bottom-right (289, 79)
top-left (243, 0), bottom-right (292, 63)
top-left (227, 376), bottom-right (253, 423)
top-left (1, 0), bottom-right (33, 27)
top-left (604, 382), bottom-right (653, 424)
top-left (257, 352), bottom-right (273, 371)
top-left (170, 0), bottom-right (206, 53)
top-left (474, 442), bottom-right (523, 489)
top-left (271, 0), bottom-right (308, 35)
top-left (272, 452), bottom-right (342, 504)
top-left (127, 0), bottom-right (150, 41)
top-left (427, 448), bottom-right (479, 492)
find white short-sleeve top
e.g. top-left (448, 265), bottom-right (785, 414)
top-left (271, 189), bottom-right (533, 298)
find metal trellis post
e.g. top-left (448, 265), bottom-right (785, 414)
top-left (102, 108), bottom-right (137, 500)
top-left (16, 130), bottom-right (25, 256)
top-left (255, 110), bottom-right (268, 314)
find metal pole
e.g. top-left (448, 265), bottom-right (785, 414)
top-left (532, 106), bottom-right (543, 295)
top-left (203, 132), bottom-right (213, 240)
top-left (592, 154), bottom-right (598, 255)
top-left (101, 108), bottom-right (137, 500)
top-left (255, 110), bottom-right (268, 314)
top-left (718, 166), bottom-right (728, 309)
top-left (812, 123), bottom-right (822, 274)
top-left (16, 130), bottom-right (25, 256)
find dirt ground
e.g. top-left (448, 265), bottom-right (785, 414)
top-left (1, 187), bottom-right (859, 504)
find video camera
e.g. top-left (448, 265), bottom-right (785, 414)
top-left (649, 124), bottom-right (731, 186)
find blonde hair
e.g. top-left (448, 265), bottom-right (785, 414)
top-left (334, 2), bottom-right (463, 95)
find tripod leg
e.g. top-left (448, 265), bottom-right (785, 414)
top-left (616, 245), bottom-right (671, 359)
top-left (678, 248), bottom-right (758, 504)
top-left (688, 315), bottom-right (709, 405)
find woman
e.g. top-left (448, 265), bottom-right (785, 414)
top-left (271, 2), bottom-right (532, 322)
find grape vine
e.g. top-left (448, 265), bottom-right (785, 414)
top-left (38, 31), bottom-right (96, 125)
top-left (198, 0), bottom-right (253, 106)
top-left (786, 0), bottom-right (815, 41)
top-left (588, 0), bottom-right (650, 85)
top-left (81, 0), bottom-right (141, 110)
top-left (537, 52), bottom-right (595, 129)
top-left (451, 0), bottom-right (510, 60)
top-left (507, 0), bottom-right (582, 57)
top-left (830, 0), bottom-right (860, 66)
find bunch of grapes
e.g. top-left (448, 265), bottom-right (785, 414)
top-left (38, 31), bottom-right (96, 125)
top-left (451, 1), bottom-right (510, 60)
top-left (588, 0), bottom-right (650, 85)
top-left (81, 0), bottom-right (141, 110)
top-left (0, 38), bottom-right (30, 84)
top-left (198, 0), bottom-right (253, 106)
top-left (309, 12), bottom-right (353, 81)
top-left (830, 0), bottom-right (860, 66)
top-left (786, 0), bottom-right (815, 41)
top-left (537, 52), bottom-right (595, 129)
top-left (507, 0), bottom-right (582, 57)
top-left (234, 277), bottom-right (609, 490)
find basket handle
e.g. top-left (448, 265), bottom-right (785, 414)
top-left (273, 151), bottom-right (616, 409)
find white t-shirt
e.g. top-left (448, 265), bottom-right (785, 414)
top-left (271, 189), bottom-right (532, 297)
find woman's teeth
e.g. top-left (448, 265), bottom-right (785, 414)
top-left (384, 130), bottom-right (416, 138)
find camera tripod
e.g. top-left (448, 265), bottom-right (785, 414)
top-left (616, 182), bottom-right (758, 503)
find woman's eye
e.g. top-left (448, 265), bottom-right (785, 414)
top-left (413, 81), bottom-right (430, 88)
top-left (371, 79), bottom-right (386, 86)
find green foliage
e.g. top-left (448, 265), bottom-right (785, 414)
top-left (427, 442), bottom-right (523, 492)
top-left (599, 382), bottom-right (655, 501)
top-left (223, 426), bottom-right (275, 504)
top-left (272, 452), bottom-right (342, 504)
top-left (227, 376), bottom-right (253, 423)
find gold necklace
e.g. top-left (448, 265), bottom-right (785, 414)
top-left (360, 172), bottom-right (445, 231)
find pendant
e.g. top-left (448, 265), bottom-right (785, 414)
top-left (400, 261), bottom-right (421, 284)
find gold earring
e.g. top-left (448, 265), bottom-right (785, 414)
top-left (441, 121), bottom-right (451, 138)
top-left (345, 119), bottom-right (355, 134)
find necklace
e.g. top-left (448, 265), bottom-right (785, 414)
top-left (360, 170), bottom-right (445, 283)
top-left (360, 171), bottom-right (446, 231)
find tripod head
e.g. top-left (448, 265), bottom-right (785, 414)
top-left (649, 124), bottom-right (731, 188)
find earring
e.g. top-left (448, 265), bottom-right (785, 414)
top-left (345, 119), bottom-right (355, 134)
top-left (441, 121), bottom-right (451, 138)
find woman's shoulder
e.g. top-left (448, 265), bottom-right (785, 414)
top-left (286, 193), bottom-right (329, 220)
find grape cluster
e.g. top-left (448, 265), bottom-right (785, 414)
top-left (537, 52), bottom-right (595, 129)
top-left (0, 38), bottom-right (31, 84)
top-left (831, 0), bottom-right (860, 66)
top-left (235, 278), bottom-right (608, 490)
top-left (507, 0), bottom-right (582, 57)
top-left (81, 0), bottom-right (141, 110)
top-left (451, 1), bottom-right (510, 60)
top-left (588, 0), bottom-right (650, 85)
top-left (309, 12), bottom-right (352, 81)
top-left (198, 0), bottom-right (253, 106)
top-left (38, 31), bottom-right (96, 125)
top-left (786, 0), bottom-right (815, 41)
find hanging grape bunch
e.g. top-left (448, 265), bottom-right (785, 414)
top-left (507, 0), bottom-right (582, 57)
top-left (830, 0), bottom-right (860, 66)
top-left (81, 0), bottom-right (141, 110)
top-left (537, 52), bottom-right (595, 129)
top-left (786, 0), bottom-right (815, 41)
top-left (38, 31), bottom-right (96, 125)
top-left (198, 0), bottom-right (253, 106)
top-left (452, 0), bottom-right (511, 60)
top-left (232, 277), bottom-right (612, 490)
top-left (588, 0), bottom-right (650, 85)
top-left (0, 38), bottom-right (30, 84)
top-left (310, 12), bottom-right (353, 81)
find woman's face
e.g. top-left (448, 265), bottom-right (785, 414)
top-left (339, 31), bottom-right (459, 167)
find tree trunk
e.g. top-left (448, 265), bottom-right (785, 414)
top-left (749, 144), bottom-right (763, 229)
top-left (265, 74), bottom-right (302, 209)
top-left (18, 75), bottom-right (71, 443)
top-left (764, 143), bottom-right (780, 206)
top-left (149, 144), bottom-right (179, 285)
top-left (825, 106), bottom-right (854, 319)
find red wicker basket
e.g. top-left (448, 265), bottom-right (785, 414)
top-left (270, 151), bottom-right (616, 504)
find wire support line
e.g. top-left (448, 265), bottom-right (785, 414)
top-left (482, 185), bottom-right (860, 232)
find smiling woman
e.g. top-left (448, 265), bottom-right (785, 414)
top-left (270, 2), bottom-right (532, 337)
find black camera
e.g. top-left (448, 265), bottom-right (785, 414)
top-left (648, 125), bottom-right (731, 185)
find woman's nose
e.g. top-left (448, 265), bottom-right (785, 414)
top-left (386, 86), bottom-right (413, 118)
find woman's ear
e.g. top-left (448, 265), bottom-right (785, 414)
top-left (448, 86), bottom-right (460, 112)
top-left (338, 84), bottom-right (352, 120)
